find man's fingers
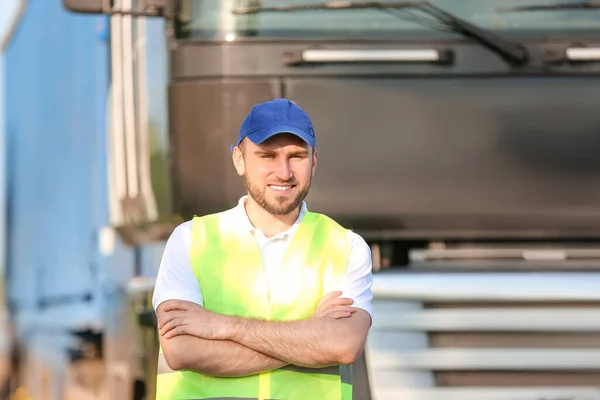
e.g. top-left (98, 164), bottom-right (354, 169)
top-left (317, 291), bottom-right (345, 309)
top-left (157, 311), bottom-right (184, 329)
top-left (159, 318), bottom-right (177, 336)
top-left (327, 297), bottom-right (354, 307)
top-left (324, 306), bottom-right (357, 317)
top-left (317, 290), bottom-right (342, 309)
top-left (316, 297), bottom-right (353, 312)
top-left (159, 317), bottom-right (189, 336)
top-left (325, 310), bottom-right (353, 319)
top-left (163, 324), bottom-right (187, 339)
top-left (313, 306), bottom-right (357, 319)
top-left (161, 300), bottom-right (191, 313)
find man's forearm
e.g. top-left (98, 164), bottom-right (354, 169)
top-left (162, 335), bottom-right (287, 377)
top-left (225, 316), bottom-right (361, 368)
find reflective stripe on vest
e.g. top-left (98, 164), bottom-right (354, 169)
top-left (155, 211), bottom-right (353, 400)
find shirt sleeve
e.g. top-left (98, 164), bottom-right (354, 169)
top-left (336, 232), bottom-right (374, 318)
top-left (152, 221), bottom-right (204, 313)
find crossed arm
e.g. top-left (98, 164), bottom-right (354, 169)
top-left (158, 331), bottom-right (287, 377)
top-left (157, 292), bottom-right (371, 377)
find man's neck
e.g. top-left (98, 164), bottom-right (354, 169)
top-left (244, 197), bottom-right (300, 238)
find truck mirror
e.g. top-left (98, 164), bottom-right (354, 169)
top-left (61, 0), bottom-right (179, 18)
top-left (61, 0), bottom-right (106, 14)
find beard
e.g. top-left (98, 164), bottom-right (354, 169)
top-left (244, 175), bottom-right (311, 216)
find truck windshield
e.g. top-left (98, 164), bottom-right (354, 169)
top-left (175, 0), bottom-right (600, 41)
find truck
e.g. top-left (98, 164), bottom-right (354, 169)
top-left (4, 0), bottom-right (600, 399)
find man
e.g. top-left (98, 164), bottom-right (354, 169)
top-left (152, 98), bottom-right (373, 400)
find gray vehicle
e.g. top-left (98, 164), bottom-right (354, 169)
top-left (58, 1), bottom-right (600, 399)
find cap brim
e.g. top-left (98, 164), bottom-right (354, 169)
top-left (248, 124), bottom-right (316, 148)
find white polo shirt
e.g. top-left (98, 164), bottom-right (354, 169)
top-left (152, 196), bottom-right (373, 317)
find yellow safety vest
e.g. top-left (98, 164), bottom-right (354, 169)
top-left (155, 210), bottom-right (354, 400)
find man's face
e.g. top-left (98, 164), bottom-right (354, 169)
top-left (233, 133), bottom-right (317, 216)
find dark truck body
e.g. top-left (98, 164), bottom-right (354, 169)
top-left (168, 38), bottom-right (600, 244)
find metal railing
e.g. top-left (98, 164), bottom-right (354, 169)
top-left (367, 271), bottom-right (600, 400)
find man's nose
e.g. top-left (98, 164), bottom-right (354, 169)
top-left (274, 159), bottom-right (293, 180)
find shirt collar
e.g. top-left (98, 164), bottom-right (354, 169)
top-left (234, 195), bottom-right (308, 239)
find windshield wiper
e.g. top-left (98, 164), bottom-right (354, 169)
top-left (498, 1), bottom-right (600, 13)
top-left (232, 1), bottom-right (529, 66)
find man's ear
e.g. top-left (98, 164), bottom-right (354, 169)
top-left (311, 148), bottom-right (318, 177)
top-left (232, 145), bottom-right (246, 176)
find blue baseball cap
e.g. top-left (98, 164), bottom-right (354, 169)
top-left (231, 98), bottom-right (316, 151)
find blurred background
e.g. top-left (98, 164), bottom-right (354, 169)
top-left (3, 0), bottom-right (600, 399)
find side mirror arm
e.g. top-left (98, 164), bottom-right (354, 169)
top-left (61, 0), bottom-right (179, 19)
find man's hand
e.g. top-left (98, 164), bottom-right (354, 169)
top-left (312, 291), bottom-right (357, 319)
top-left (158, 300), bottom-right (228, 340)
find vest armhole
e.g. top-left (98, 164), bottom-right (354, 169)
top-left (307, 212), bottom-right (354, 277)
top-left (189, 216), bottom-right (206, 283)
top-left (190, 214), bottom-right (224, 286)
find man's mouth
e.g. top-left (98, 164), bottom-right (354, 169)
top-left (269, 184), bottom-right (295, 192)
